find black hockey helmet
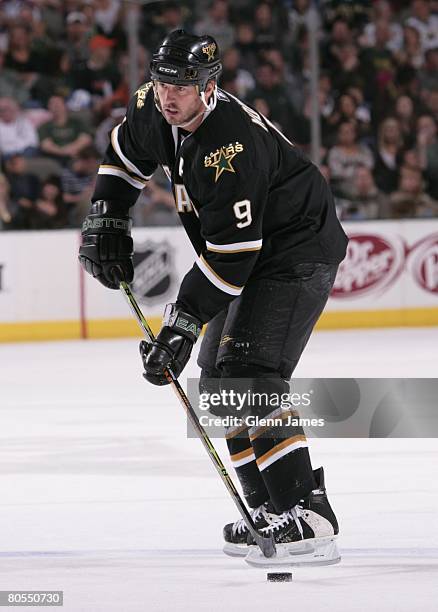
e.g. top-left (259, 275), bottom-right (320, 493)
top-left (150, 29), bottom-right (222, 94)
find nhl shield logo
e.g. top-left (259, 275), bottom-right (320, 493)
top-left (132, 239), bottom-right (175, 305)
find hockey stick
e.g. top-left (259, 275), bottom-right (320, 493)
top-left (117, 278), bottom-right (276, 558)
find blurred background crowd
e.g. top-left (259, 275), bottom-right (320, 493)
top-left (0, 0), bottom-right (437, 230)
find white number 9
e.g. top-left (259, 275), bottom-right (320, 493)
top-left (233, 199), bottom-right (252, 228)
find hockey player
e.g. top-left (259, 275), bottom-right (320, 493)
top-left (79, 30), bottom-right (348, 566)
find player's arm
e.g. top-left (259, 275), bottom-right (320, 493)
top-left (79, 88), bottom-right (158, 289)
top-left (141, 150), bottom-right (269, 386)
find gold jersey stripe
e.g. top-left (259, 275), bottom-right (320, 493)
top-left (230, 446), bottom-right (254, 463)
top-left (207, 245), bottom-right (261, 253)
top-left (99, 164), bottom-right (148, 184)
top-left (199, 255), bottom-right (242, 291)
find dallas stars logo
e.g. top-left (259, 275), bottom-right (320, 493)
top-left (204, 142), bottom-right (244, 182)
top-left (202, 42), bottom-right (217, 61)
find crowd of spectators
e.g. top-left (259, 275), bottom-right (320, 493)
top-left (0, 0), bottom-right (437, 230)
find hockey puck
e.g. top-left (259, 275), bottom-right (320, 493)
top-left (267, 572), bottom-right (292, 582)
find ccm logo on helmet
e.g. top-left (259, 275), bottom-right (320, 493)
top-left (158, 66), bottom-right (179, 75)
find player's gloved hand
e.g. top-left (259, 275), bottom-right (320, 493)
top-left (79, 200), bottom-right (133, 289)
top-left (140, 303), bottom-right (202, 386)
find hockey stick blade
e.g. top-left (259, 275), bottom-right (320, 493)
top-left (117, 279), bottom-right (277, 559)
top-left (253, 532), bottom-right (276, 558)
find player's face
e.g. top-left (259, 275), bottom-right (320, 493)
top-left (155, 82), bottom-right (204, 126)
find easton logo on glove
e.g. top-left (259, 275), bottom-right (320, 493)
top-left (163, 303), bottom-right (202, 342)
top-left (175, 315), bottom-right (201, 338)
top-left (82, 217), bottom-right (132, 232)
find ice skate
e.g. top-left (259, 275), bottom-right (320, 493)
top-left (245, 467), bottom-right (341, 567)
top-left (223, 500), bottom-right (279, 557)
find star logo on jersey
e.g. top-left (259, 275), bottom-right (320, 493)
top-left (204, 142), bottom-right (244, 182)
top-left (202, 42), bottom-right (217, 61)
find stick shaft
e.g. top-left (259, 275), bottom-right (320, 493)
top-left (119, 281), bottom-right (275, 557)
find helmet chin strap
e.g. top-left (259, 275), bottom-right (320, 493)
top-left (176, 83), bottom-right (218, 129)
top-left (201, 82), bottom-right (218, 112)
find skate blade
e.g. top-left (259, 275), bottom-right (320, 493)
top-left (245, 536), bottom-right (341, 568)
top-left (223, 542), bottom-right (249, 557)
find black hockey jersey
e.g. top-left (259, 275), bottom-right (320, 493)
top-left (93, 83), bottom-right (348, 324)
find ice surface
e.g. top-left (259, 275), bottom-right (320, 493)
top-left (0, 328), bottom-right (437, 611)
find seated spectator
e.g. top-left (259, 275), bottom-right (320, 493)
top-left (341, 165), bottom-right (389, 220)
top-left (389, 165), bottom-right (438, 217)
top-left (416, 114), bottom-right (438, 199)
top-left (360, 1), bottom-right (403, 54)
top-left (94, 0), bottom-right (122, 38)
top-left (393, 95), bottom-right (417, 148)
top-left (0, 50), bottom-right (30, 107)
top-left (39, 0), bottom-right (64, 42)
top-left (419, 48), bottom-right (438, 93)
top-left (62, 11), bottom-right (91, 65)
top-left (326, 93), bottom-right (371, 145)
top-left (141, 1), bottom-right (188, 55)
top-left (0, 97), bottom-right (39, 158)
top-left (221, 48), bottom-right (254, 99)
top-left (394, 25), bottom-right (424, 70)
top-left (405, 0), bottom-right (438, 52)
top-left (247, 61), bottom-right (308, 143)
top-left (327, 121), bottom-right (374, 196)
top-left (322, 18), bottom-right (354, 69)
top-left (3, 19), bottom-right (59, 105)
top-left (262, 47), bottom-right (305, 112)
top-left (331, 44), bottom-right (367, 94)
top-left (373, 117), bottom-right (405, 193)
top-left (32, 176), bottom-right (67, 229)
top-left (38, 95), bottom-right (92, 164)
top-left (61, 145), bottom-right (100, 225)
top-left (287, 0), bottom-right (321, 45)
top-left (4, 22), bottom-right (46, 88)
top-left (3, 154), bottom-right (40, 209)
top-left (69, 35), bottom-right (121, 111)
top-left (360, 22), bottom-right (397, 112)
top-left (253, 2), bottom-right (277, 51)
top-left (98, 45), bottom-right (150, 116)
top-left (234, 22), bottom-right (258, 73)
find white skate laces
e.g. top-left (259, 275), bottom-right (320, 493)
top-left (232, 503), bottom-right (270, 536)
top-left (261, 504), bottom-right (304, 539)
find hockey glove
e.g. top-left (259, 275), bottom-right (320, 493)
top-left (140, 303), bottom-right (202, 386)
top-left (79, 200), bottom-right (133, 289)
